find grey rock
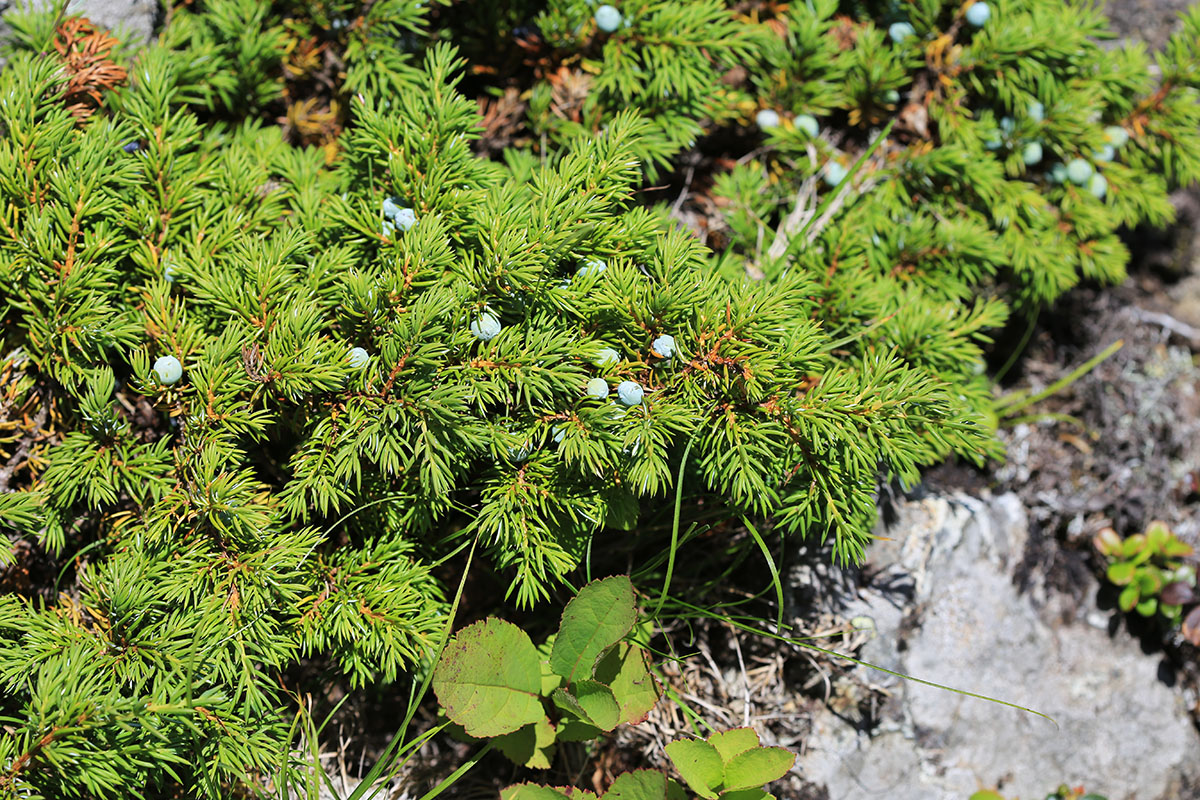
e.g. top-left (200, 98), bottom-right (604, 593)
top-left (1105, 0), bottom-right (1192, 52)
top-left (795, 493), bottom-right (1200, 800)
top-left (0, 0), bottom-right (157, 48)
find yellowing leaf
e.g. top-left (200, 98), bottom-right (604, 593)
top-left (665, 739), bottom-right (723, 799)
top-left (550, 576), bottom-right (636, 684)
top-left (501, 785), bottom-right (574, 800)
top-left (594, 642), bottom-right (660, 725)
top-left (574, 680), bottom-right (621, 731)
top-left (602, 769), bottom-right (668, 800)
top-left (494, 717), bottom-right (557, 769)
top-left (432, 618), bottom-right (544, 738)
top-left (707, 728), bottom-right (759, 763)
top-left (722, 747), bottom-right (795, 791)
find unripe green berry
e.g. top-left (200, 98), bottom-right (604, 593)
top-left (595, 4), bottom-right (621, 33)
top-left (965, 2), bottom-right (991, 27)
top-left (153, 355), bottom-right (183, 385)
top-left (794, 114), bottom-right (819, 138)
top-left (347, 347), bottom-right (370, 369)
top-left (616, 380), bottom-right (644, 406)
top-left (593, 347), bottom-right (620, 368)
top-left (1066, 158), bottom-right (1093, 185)
top-left (470, 312), bottom-right (502, 341)
top-left (1104, 125), bottom-right (1129, 148)
top-left (1094, 145), bottom-right (1115, 163)
top-left (756, 109), bottom-right (781, 130)
top-left (1022, 141), bottom-right (1043, 166)
top-left (586, 377), bottom-right (610, 399)
top-left (1028, 101), bottom-right (1045, 122)
top-left (1087, 173), bottom-right (1108, 199)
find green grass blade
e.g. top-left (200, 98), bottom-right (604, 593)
top-left (656, 598), bottom-right (1056, 727)
top-left (993, 309), bottom-right (1039, 383)
top-left (652, 437), bottom-right (695, 622)
top-left (740, 517), bottom-right (784, 635)
top-left (345, 535), bottom-right (480, 800)
top-left (788, 637), bottom-right (1059, 729)
top-left (794, 120), bottom-right (896, 246)
top-left (413, 741), bottom-right (494, 800)
top-left (996, 339), bottom-right (1122, 415)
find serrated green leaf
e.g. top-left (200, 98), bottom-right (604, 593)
top-left (555, 717), bottom-right (605, 742)
top-left (707, 728), bottom-right (759, 764)
top-left (501, 785), bottom-right (574, 800)
top-left (494, 717), bottom-right (556, 769)
top-left (550, 576), bottom-right (636, 683)
top-left (574, 680), bottom-right (621, 731)
top-left (665, 739), bottom-right (723, 799)
top-left (538, 635), bottom-right (564, 696)
top-left (432, 618), bottom-right (544, 737)
top-left (722, 747), bottom-right (795, 791)
top-left (552, 686), bottom-right (587, 718)
top-left (602, 769), bottom-right (669, 800)
top-left (719, 790), bottom-right (772, 800)
top-left (594, 642), bottom-right (660, 725)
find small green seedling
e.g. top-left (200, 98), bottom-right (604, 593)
top-left (1095, 521), bottom-right (1195, 622)
top-left (969, 784), bottom-right (1108, 800)
top-left (664, 727), bottom-right (795, 799)
top-left (1044, 783), bottom-right (1108, 800)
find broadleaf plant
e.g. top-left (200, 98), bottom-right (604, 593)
top-left (433, 575), bottom-right (661, 757)
top-left (433, 576), bottom-right (793, 796)
top-left (430, 617), bottom-right (546, 738)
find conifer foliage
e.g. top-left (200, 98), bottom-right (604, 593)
top-left (0, 0), bottom-right (1196, 796)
